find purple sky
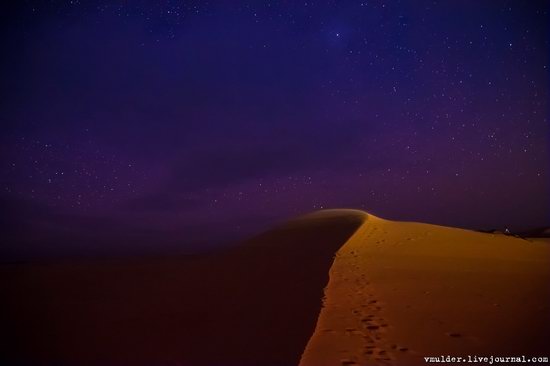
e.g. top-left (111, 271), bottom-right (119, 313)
top-left (1, 1), bottom-right (548, 260)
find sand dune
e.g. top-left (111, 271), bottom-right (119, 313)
top-left (0, 210), bottom-right (364, 366)
top-left (300, 212), bottom-right (550, 365)
top-left (2, 209), bottom-right (549, 365)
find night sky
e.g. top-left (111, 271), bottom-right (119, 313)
top-left (1, 1), bottom-right (548, 260)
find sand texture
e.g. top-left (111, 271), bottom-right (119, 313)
top-left (300, 213), bottom-right (550, 365)
top-left (2, 209), bottom-right (548, 365)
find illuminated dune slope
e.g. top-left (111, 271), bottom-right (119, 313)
top-left (300, 213), bottom-right (550, 366)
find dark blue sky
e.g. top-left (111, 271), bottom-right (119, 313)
top-left (1, 1), bottom-right (548, 260)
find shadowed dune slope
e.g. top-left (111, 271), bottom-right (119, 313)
top-left (300, 213), bottom-right (550, 366)
top-left (0, 209), bottom-right (365, 366)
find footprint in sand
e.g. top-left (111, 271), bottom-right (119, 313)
top-left (340, 359), bottom-right (357, 365)
top-left (345, 327), bottom-right (361, 335)
top-left (362, 334), bottom-right (375, 343)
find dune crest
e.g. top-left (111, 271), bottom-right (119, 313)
top-left (300, 213), bottom-right (550, 365)
top-left (3, 210), bottom-right (548, 365)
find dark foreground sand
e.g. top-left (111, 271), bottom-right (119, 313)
top-left (0, 210), bottom-right (364, 366)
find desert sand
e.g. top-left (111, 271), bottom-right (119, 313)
top-left (1, 209), bottom-right (549, 365)
top-left (300, 212), bottom-right (550, 365)
top-left (0, 210), bottom-right (363, 366)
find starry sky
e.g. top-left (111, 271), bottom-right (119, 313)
top-left (1, 1), bottom-right (548, 260)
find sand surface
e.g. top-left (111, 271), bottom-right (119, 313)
top-left (2, 210), bottom-right (549, 365)
top-left (0, 210), bottom-right (364, 366)
top-left (300, 213), bottom-right (550, 365)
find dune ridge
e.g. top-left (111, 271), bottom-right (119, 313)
top-left (2, 209), bottom-right (549, 365)
top-left (300, 212), bottom-right (550, 365)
